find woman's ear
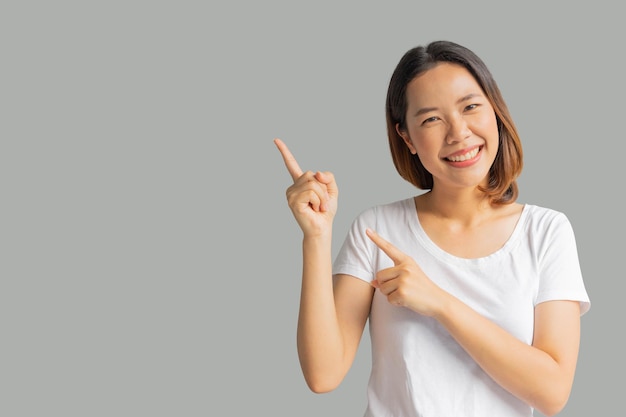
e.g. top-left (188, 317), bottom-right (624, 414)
top-left (396, 124), bottom-right (417, 155)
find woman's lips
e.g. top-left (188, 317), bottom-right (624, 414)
top-left (445, 146), bottom-right (481, 162)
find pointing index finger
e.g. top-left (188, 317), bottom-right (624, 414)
top-left (366, 228), bottom-right (405, 264)
top-left (274, 138), bottom-right (304, 181)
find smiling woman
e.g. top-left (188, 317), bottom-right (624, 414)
top-left (396, 63), bottom-right (501, 192)
top-left (274, 40), bottom-right (590, 417)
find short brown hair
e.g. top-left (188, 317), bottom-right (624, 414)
top-left (386, 40), bottom-right (523, 204)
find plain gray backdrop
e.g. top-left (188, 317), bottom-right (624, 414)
top-left (2, 1), bottom-right (622, 416)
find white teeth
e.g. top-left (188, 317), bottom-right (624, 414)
top-left (447, 147), bottom-right (479, 162)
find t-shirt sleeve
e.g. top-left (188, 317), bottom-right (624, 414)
top-left (535, 212), bottom-right (590, 315)
top-left (332, 207), bottom-right (378, 283)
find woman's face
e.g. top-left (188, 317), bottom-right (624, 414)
top-left (398, 62), bottom-right (499, 191)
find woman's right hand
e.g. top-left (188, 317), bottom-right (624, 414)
top-left (274, 138), bottom-right (338, 238)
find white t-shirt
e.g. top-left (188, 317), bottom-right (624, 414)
top-left (332, 197), bottom-right (590, 417)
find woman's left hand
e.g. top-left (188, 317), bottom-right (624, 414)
top-left (366, 228), bottom-right (447, 316)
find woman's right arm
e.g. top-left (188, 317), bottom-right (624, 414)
top-left (274, 139), bottom-right (373, 393)
top-left (298, 256), bottom-right (373, 392)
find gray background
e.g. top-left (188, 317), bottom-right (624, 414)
top-left (2, 1), bottom-right (622, 416)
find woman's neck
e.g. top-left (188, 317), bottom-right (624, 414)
top-left (416, 188), bottom-right (495, 226)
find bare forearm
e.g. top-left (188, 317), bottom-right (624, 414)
top-left (296, 233), bottom-right (346, 392)
top-left (435, 296), bottom-right (577, 415)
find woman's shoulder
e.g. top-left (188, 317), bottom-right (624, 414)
top-left (520, 203), bottom-right (574, 234)
top-left (355, 196), bottom-right (415, 218)
top-left (522, 203), bottom-right (567, 220)
top-left (347, 197), bottom-right (417, 231)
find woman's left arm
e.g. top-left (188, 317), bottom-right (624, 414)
top-left (436, 297), bottom-right (581, 417)
top-left (367, 228), bottom-right (583, 416)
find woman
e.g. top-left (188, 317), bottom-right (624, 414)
top-left (274, 40), bottom-right (590, 417)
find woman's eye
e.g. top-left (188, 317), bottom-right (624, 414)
top-left (421, 116), bottom-right (439, 125)
top-left (465, 103), bottom-right (479, 111)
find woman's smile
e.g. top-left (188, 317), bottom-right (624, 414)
top-left (443, 145), bottom-right (483, 167)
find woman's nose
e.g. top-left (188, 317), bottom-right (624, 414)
top-left (446, 115), bottom-right (471, 144)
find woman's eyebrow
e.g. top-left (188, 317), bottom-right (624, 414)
top-left (458, 93), bottom-right (481, 103)
top-left (413, 106), bottom-right (438, 117)
top-left (413, 93), bottom-right (483, 117)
